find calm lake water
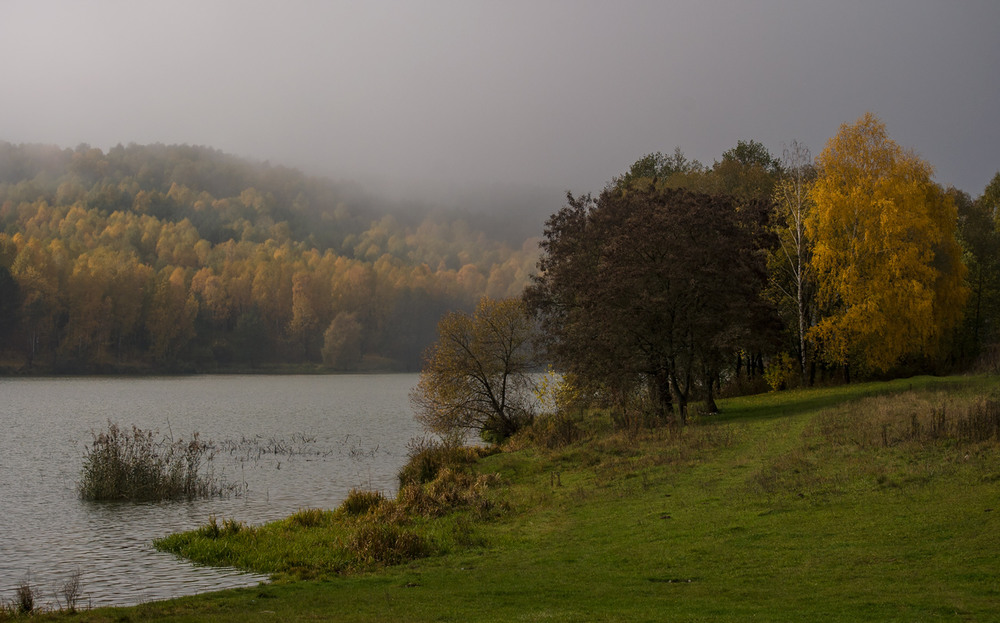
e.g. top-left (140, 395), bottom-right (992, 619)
top-left (0, 374), bottom-right (423, 608)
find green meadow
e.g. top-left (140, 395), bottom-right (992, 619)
top-left (25, 375), bottom-right (1000, 622)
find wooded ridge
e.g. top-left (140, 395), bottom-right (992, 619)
top-left (0, 142), bottom-right (538, 373)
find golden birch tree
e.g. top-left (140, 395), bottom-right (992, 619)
top-left (807, 112), bottom-right (967, 373)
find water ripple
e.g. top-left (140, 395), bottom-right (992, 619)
top-left (0, 374), bottom-right (421, 608)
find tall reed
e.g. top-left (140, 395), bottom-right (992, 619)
top-left (79, 421), bottom-right (235, 502)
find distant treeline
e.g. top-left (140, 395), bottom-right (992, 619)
top-left (0, 142), bottom-right (537, 372)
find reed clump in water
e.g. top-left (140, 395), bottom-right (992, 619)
top-left (79, 421), bottom-right (236, 502)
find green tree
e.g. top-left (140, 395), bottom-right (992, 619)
top-left (615, 147), bottom-right (704, 189)
top-left (807, 112), bottom-right (967, 374)
top-left (953, 179), bottom-right (1000, 364)
top-left (713, 139), bottom-right (782, 203)
top-left (411, 297), bottom-right (537, 442)
top-left (983, 172), bottom-right (1000, 225)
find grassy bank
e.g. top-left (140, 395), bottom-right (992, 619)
top-left (26, 375), bottom-right (1000, 621)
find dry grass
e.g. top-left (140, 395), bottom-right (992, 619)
top-left (816, 391), bottom-right (1000, 448)
top-left (347, 522), bottom-right (427, 566)
top-left (749, 388), bottom-right (1000, 498)
top-left (396, 468), bottom-right (505, 519)
top-left (397, 437), bottom-right (495, 487)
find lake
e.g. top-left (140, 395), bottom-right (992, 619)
top-left (0, 374), bottom-right (424, 608)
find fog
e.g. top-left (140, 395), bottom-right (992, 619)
top-left (2, 0), bottom-right (998, 211)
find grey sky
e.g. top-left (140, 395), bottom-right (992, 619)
top-left (2, 1), bottom-right (997, 202)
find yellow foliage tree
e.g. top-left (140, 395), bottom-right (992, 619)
top-left (807, 113), bottom-right (967, 372)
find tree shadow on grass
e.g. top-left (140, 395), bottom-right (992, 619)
top-left (714, 376), bottom-right (978, 424)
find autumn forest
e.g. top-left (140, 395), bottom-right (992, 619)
top-left (0, 142), bottom-right (538, 372)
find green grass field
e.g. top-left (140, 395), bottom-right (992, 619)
top-left (26, 375), bottom-right (1000, 622)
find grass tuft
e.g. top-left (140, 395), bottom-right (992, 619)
top-left (337, 488), bottom-right (386, 516)
top-left (197, 515), bottom-right (251, 539)
top-left (289, 508), bottom-right (335, 528)
top-left (346, 521), bottom-right (427, 566)
top-left (14, 580), bottom-right (35, 616)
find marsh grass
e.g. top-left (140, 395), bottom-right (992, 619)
top-left (0, 579), bottom-right (38, 620)
top-left (397, 436), bottom-right (494, 487)
top-left (57, 569), bottom-right (82, 614)
top-left (79, 421), bottom-right (237, 502)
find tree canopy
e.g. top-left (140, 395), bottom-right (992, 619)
top-left (524, 120), bottom-right (991, 422)
top-left (526, 181), bottom-right (776, 422)
top-left (807, 113), bottom-right (967, 373)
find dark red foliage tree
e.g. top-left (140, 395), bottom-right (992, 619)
top-left (526, 180), bottom-right (778, 423)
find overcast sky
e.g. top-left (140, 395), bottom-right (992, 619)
top-left (2, 1), bottom-right (997, 204)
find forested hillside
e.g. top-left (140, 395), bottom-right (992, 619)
top-left (0, 142), bottom-right (538, 372)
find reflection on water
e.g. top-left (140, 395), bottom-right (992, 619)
top-left (0, 374), bottom-right (422, 608)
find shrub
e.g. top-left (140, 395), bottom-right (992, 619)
top-left (397, 437), bottom-right (492, 488)
top-left (338, 488), bottom-right (386, 516)
top-left (79, 421), bottom-right (234, 502)
top-left (15, 580), bottom-right (35, 615)
top-left (347, 521), bottom-right (426, 566)
top-left (518, 412), bottom-right (583, 450)
top-left (59, 569), bottom-right (83, 614)
top-left (764, 352), bottom-right (801, 391)
top-left (397, 468), bottom-right (504, 519)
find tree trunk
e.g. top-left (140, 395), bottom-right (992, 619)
top-left (654, 368), bottom-right (673, 422)
top-left (671, 367), bottom-right (691, 425)
top-left (703, 369), bottom-right (718, 414)
top-left (798, 285), bottom-right (808, 381)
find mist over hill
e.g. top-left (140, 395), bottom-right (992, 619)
top-left (0, 141), bottom-right (544, 373)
